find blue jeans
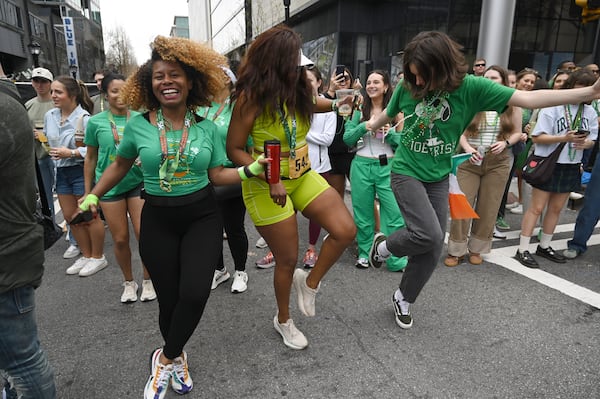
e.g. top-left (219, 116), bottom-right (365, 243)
top-left (0, 286), bottom-right (56, 399)
top-left (567, 153), bottom-right (600, 254)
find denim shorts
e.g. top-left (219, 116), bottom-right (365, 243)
top-left (55, 165), bottom-right (84, 196)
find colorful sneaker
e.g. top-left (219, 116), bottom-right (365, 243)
top-left (140, 279), bottom-right (157, 302)
top-left (231, 271), bottom-right (248, 293)
top-left (302, 248), bottom-right (318, 268)
top-left (256, 251), bottom-right (275, 269)
top-left (66, 256), bottom-right (90, 275)
top-left (273, 315), bottom-right (308, 350)
top-left (255, 237), bottom-right (268, 248)
top-left (211, 268), bottom-right (230, 290)
top-left (391, 290), bottom-right (413, 329)
top-left (120, 281), bottom-right (138, 303)
top-left (79, 255), bottom-right (108, 277)
top-left (355, 258), bottom-right (369, 268)
top-left (369, 232), bottom-right (389, 268)
top-left (293, 268), bottom-right (320, 317)
top-left (171, 351), bottom-right (193, 394)
top-left (495, 216), bottom-right (510, 230)
top-left (144, 348), bottom-right (172, 399)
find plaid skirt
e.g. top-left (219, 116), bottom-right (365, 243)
top-left (532, 163), bottom-right (581, 193)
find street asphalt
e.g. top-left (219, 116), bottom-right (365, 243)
top-left (33, 191), bottom-right (600, 398)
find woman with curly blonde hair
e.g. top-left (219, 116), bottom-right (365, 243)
top-left (76, 36), bottom-right (267, 399)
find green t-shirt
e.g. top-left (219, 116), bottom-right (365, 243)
top-left (117, 113), bottom-right (226, 196)
top-left (386, 75), bottom-right (514, 182)
top-left (197, 101), bottom-right (254, 168)
top-left (84, 110), bottom-right (143, 199)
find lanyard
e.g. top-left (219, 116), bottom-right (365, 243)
top-left (107, 110), bottom-right (130, 149)
top-left (203, 101), bottom-right (227, 121)
top-left (277, 108), bottom-right (297, 159)
top-left (564, 104), bottom-right (584, 161)
top-left (156, 108), bottom-right (193, 192)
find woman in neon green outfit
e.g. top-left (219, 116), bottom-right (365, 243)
top-left (227, 25), bottom-right (356, 350)
top-left (343, 70), bottom-right (408, 271)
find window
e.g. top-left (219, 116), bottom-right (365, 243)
top-left (0, 1), bottom-right (23, 29)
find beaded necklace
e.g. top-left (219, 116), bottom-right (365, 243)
top-left (156, 108), bottom-right (194, 192)
top-left (400, 91), bottom-right (450, 147)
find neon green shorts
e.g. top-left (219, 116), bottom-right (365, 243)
top-left (242, 170), bottom-right (330, 226)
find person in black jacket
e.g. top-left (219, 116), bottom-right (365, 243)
top-left (0, 65), bottom-right (56, 398)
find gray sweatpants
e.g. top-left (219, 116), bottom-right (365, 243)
top-left (387, 173), bottom-right (449, 303)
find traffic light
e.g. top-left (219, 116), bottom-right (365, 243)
top-left (576, 0), bottom-right (600, 23)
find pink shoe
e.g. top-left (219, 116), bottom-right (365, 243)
top-left (256, 251), bottom-right (275, 269)
top-left (302, 248), bottom-right (318, 268)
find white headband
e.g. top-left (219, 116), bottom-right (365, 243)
top-left (220, 66), bottom-right (237, 84)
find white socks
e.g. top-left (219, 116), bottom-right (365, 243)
top-left (518, 235), bottom-right (531, 253)
top-left (377, 240), bottom-right (391, 258)
top-left (539, 233), bottom-right (553, 249)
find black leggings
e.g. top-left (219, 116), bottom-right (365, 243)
top-left (215, 183), bottom-right (248, 272)
top-left (139, 189), bottom-right (223, 359)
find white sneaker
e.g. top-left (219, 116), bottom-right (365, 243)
top-left (255, 237), bottom-right (268, 248)
top-left (63, 244), bottom-right (80, 259)
top-left (171, 351), bottom-right (193, 394)
top-left (355, 258), bottom-right (369, 268)
top-left (493, 226), bottom-right (507, 239)
top-left (292, 268), bottom-right (320, 317)
top-left (120, 281), bottom-right (138, 303)
top-left (569, 192), bottom-right (584, 200)
top-left (140, 279), bottom-right (157, 302)
top-left (66, 257), bottom-right (90, 275)
top-left (505, 201), bottom-right (520, 210)
top-left (78, 255), bottom-right (108, 277)
top-left (211, 268), bottom-right (230, 290)
top-left (509, 204), bottom-right (523, 214)
top-left (273, 315), bottom-right (308, 350)
top-left (231, 271), bottom-right (248, 293)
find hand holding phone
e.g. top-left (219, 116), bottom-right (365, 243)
top-left (576, 129), bottom-right (590, 137)
top-left (70, 210), bottom-right (94, 225)
top-left (335, 65), bottom-right (345, 78)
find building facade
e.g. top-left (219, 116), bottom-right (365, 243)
top-left (170, 15), bottom-right (189, 38)
top-left (0, 0), bottom-right (105, 80)
top-left (189, 0), bottom-right (599, 83)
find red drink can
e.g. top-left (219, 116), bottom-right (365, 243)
top-left (264, 140), bottom-right (281, 184)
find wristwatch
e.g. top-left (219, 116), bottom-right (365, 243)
top-left (71, 149), bottom-right (76, 158)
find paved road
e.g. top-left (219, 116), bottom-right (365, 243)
top-left (34, 196), bottom-right (600, 398)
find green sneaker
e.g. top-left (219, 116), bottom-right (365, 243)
top-left (496, 216), bottom-right (510, 230)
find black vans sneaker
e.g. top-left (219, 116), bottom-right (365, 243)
top-left (391, 292), bottom-right (413, 329)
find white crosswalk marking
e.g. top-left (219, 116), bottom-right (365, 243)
top-left (484, 222), bottom-right (600, 309)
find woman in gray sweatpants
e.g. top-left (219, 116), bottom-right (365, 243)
top-left (367, 31), bottom-right (600, 330)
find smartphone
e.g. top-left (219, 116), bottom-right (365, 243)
top-left (70, 210), bottom-right (93, 225)
top-left (576, 129), bottom-right (590, 137)
top-left (335, 64), bottom-right (345, 77)
top-left (379, 154), bottom-right (388, 166)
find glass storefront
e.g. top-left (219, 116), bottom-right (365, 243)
top-left (293, 0), bottom-right (598, 82)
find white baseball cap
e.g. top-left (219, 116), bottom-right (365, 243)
top-left (299, 50), bottom-right (314, 67)
top-left (31, 67), bottom-right (53, 82)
